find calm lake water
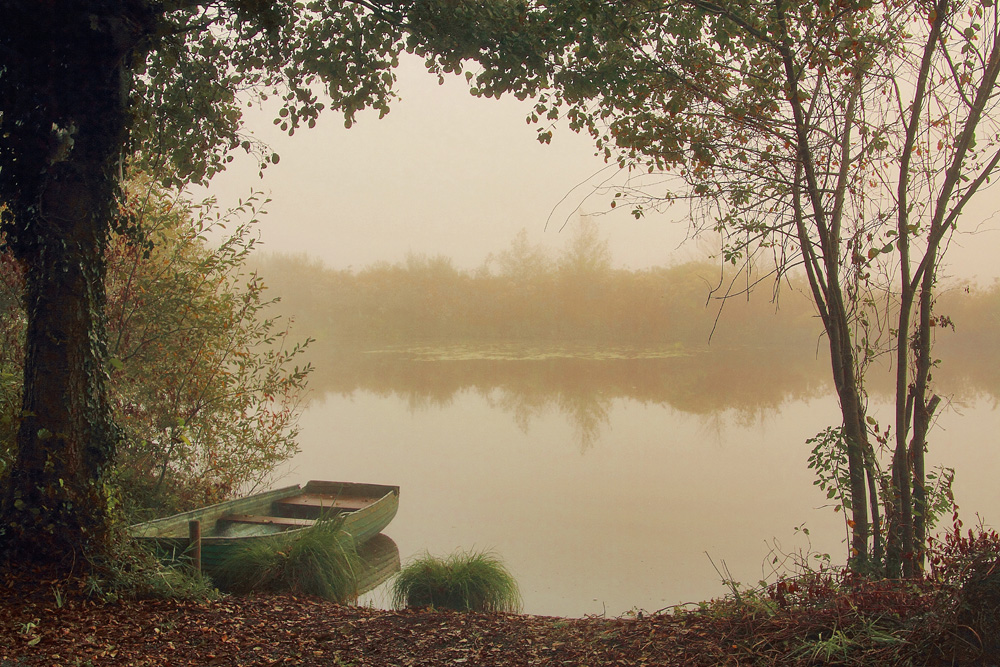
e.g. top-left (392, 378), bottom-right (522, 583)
top-left (276, 346), bottom-right (1000, 618)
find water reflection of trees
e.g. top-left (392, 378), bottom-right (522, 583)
top-left (301, 337), bottom-right (998, 449)
top-left (305, 344), bottom-right (838, 447)
top-left (484, 385), bottom-right (614, 450)
top-left (314, 345), bottom-right (835, 408)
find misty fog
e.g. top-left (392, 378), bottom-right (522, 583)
top-left (252, 223), bottom-right (1000, 616)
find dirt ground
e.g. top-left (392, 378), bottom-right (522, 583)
top-left (2, 574), bottom-right (986, 667)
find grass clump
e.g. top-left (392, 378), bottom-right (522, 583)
top-left (137, 565), bottom-right (220, 601)
top-left (213, 516), bottom-right (361, 601)
top-left (392, 549), bottom-right (521, 613)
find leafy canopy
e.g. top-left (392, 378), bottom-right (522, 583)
top-left (130, 1), bottom-right (419, 190)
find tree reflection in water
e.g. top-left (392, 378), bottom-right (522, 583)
top-left (302, 339), bottom-right (997, 451)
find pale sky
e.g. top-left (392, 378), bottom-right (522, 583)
top-left (194, 54), bottom-right (1000, 282)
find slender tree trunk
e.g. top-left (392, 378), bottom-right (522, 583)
top-left (886, 435), bottom-right (913, 577)
top-left (837, 352), bottom-right (873, 572)
top-left (789, 154), bottom-right (873, 571)
top-left (776, 3), bottom-right (873, 569)
top-left (908, 249), bottom-right (939, 575)
top-left (825, 296), bottom-right (872, 571)
top-left (862, 427), bottom-right (884, 568)
top-left (887, 245), bottom-right (917, 579)
top-left (0, 1), bottom-right (152, 569)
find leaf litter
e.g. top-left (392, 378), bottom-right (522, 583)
top-left (0, 571), bottom-right (982, 666)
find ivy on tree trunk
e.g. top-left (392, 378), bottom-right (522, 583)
top-left (0, 1), bottom-right (154, 567)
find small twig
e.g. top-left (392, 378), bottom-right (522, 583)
top-left (706, 552), bottom-right (743, 605)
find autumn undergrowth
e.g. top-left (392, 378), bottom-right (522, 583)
top-left (0, 520), bottom-right (221, 606)
top-left (49, 502), bottom-right (221, 603)
top-left (392, 550), bottom-right (521, 613)
top-left (672, 518), bottom-right (1000, 666)
top-left (212, 516), bottom-right (361, 602)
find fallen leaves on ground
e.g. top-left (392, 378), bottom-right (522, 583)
top-left (0, 575), bottom-right (977, 666)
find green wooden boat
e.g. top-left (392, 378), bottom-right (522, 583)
top-left (129, 480), bottom-right (399, 573)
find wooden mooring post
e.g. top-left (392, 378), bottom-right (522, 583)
top-left (188, 520), bottom-right (202, 574)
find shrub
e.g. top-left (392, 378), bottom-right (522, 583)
top-left (392, 550), bottom-right (521, 613)
top-left (212, 517), bottom-right (361, 601)
top-left (928, 519), bottom-right (1000, 661)
top-left (0, 179), bottom-right (312, 520)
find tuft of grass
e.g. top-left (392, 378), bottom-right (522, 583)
top-left (212, 516), bottom-right (362, 601)
top-left (140, 565), bottom-right (220, 601)
top-left (391, 549), bottom-right (521, 613)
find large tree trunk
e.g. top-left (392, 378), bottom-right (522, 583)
top-left (3, 176), bottom-right (118, 567)
top-left (0, 1), bottom-right (152, 569)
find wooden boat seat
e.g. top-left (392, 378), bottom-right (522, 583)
top-left (218, 514), bottom-right (316, 528)
top-left (274, 494), bottom-right (372, 515)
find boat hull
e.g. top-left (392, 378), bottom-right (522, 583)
top-left (129, 481), bottom-right (399, 573)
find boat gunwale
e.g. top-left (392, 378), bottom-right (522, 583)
top-left (129, 481), bottom-right (399, 545)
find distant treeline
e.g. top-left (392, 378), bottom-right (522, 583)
top-left (251, 223), bottom-right (998, 359)
top-left (249, 225), bottom-right (1000, 416)
top-left (252, 224), bottom-right (827, 351)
